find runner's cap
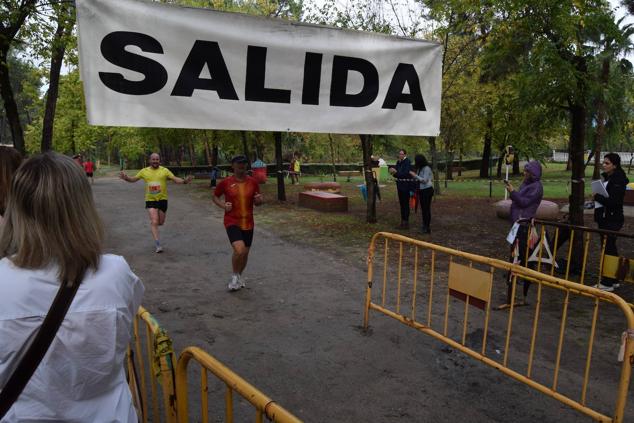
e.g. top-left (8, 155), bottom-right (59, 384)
top-left (231, 155), bottom-right (249, 164)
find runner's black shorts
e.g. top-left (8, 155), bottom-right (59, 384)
top-left (145, 200), bottom-right (168, 212)
top-left (226, 225), bottom-right (254, 247)
top-left (85, 172), bottom-right (93, 177)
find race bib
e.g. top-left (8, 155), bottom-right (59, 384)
top-left (148, 182), bottom-right (162, 195)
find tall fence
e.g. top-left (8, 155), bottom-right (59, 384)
top-left (127, 307), bottom-right (302, 423)
top-left (363, 232), bottom-right (634, 422)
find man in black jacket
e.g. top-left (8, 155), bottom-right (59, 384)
top-left (389, 149), bottom-right (415, 229)
top-left (593, 153), bottom-right (630, 291)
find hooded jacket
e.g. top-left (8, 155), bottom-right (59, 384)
top-left (509, 161), bottom-right (544, 223)
top-left (594, 167), bottom-right (629, 226)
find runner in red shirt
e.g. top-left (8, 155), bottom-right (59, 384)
top-left (213, 155), bottom-right (263, 291)
top-left (83, 159), bottom-right (95, 184)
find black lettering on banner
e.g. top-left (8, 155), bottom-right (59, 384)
top-left (99, 31), bottom-right (168, 95)
top-left (330, 55), bottom-right (379, 107)
top-left (302, 52), bottom-right (322, 105)
top-left (382, 63), bottom-right (426, 111)
top-left (171, 40), bottom-right (239, 99)
top-left (245, 46), bottom-right (291, 103)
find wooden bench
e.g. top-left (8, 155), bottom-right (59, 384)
top-left (303, 182), bottom-right (341, 193)
top-left (337, 170), bottom-right (361, 181)
top-left (298, 191), bottom-right (348, 212)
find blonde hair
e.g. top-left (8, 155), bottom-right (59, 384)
top-left (0, 146), bottom-right (23, 215)
top-left (0, 152), bottom-right (103, 283)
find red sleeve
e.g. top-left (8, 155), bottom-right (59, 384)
top-left (214, 179), bottom-right (226, 197)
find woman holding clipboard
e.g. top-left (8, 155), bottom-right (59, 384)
top-left (593, 153), bottom-right (630, 291)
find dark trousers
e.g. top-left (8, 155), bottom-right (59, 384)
top-left (397, 190), bottom-right (410, 222)
top-left (599, 221), bottom-right (623, 256)
top-left (508, 223), bottom-right (532, 300)
top-left (418, 188), bottom-right (433, 228)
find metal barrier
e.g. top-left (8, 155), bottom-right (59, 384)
top-left (530, 219), bottom-right (633, 293)
top-left (363, 232), bottom-right (634, 422)
top-left (175, 346), bottom-right (302, 423)
top-left (128, 306), bottom-right (178, 423)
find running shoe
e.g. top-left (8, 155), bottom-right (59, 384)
top-left (239, 275), bottom-right (245, 288)
top-left (228, 275), bottom-right (240, 291)
top-left (155, 245), bottom-right (163, 253)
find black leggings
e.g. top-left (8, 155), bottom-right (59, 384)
top-left (417, 188), bottom-right (433, 228)
top-left (397, 190), bottom-right (410, 222)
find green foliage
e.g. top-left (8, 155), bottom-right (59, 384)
top-left (0, 52), bottom-right (43, 142)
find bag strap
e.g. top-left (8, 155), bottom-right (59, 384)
top-left (0, 278), bottom-right (81, 418)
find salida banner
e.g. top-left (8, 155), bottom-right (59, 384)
top-left (76, 0), bottom-right (442, 136)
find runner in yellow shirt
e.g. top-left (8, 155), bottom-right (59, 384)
top-left (120, 153), bottom-right (192, 253)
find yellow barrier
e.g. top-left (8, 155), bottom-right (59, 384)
top-left (363, 232), bottom-right (634, 422)
top-left (530, 219), bottom-right (633, 290)
top-left (128, 306), bottom-right (178, 423)
top-left (175, 346), bottom-right (302, 423)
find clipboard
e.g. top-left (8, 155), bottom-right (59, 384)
top-left (591, 180), bottom-right (609, 208)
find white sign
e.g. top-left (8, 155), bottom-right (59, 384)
top-left (76, 0), bottom-right (442, 136)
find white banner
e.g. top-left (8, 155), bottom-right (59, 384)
top-left (76, 0), bottom-right (442, 136)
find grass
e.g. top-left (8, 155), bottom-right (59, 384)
top-left (254, 162), bottom-right (609, 200)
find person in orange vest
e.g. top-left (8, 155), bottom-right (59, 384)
top-left (83, 158), bottom-right (95, 184)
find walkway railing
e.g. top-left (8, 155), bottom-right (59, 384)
top-left (364, 232), bottom-right (634, 422)
top-left (128, 306), bottom-right (178, 423)
top-left (128, 307), bottom-right (302, 423)
top-left (175, 347), bottom-right (302, 423)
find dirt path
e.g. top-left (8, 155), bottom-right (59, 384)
top-left (94, 177), bottom-right (611, 422)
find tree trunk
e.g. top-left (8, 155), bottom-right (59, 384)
top-left (428, 136), bottom-right (440, 194)
top-left (445, 149), bottom-right (454, 182)
top-left (241, 131), bottom-right (249, 161)
top-left (69, 119), bottom-right (76, 154)
top-left (274, 132), bottom-right (286, 201)
top-left (592, 58), bottom-right (610, 180)
top-left (565, 140), bottom-right (572, 171)
top-left (359, 134), bottom-right (376, 223)
top-left (188, 141), bottom-right (196, 166)
top-left (458, 148), bottom-right (463, 177)
top-left (512, 152), bottom-right (520, 175)
top-left (203, 131), bottom-right (212, 165)
top-left (568, 102), bottom-right (586, 227)
top-left (496, 155), bottom-right (503, 178)
top-left (177, 145), bottom-right (183, 166)
top-left (0, 0), bottom-right (36, 155)
top-left (212, 143), bottom-right (218, 167)
top-left (328, 133), bottom-right (337, 182)
top-left (0, 47), bottom-right (25, 154)
top-left (107, 132), bottom-right (112, 166)
top-left (254, 132), bottom-right (265, 160)
top-left (480, 110), bottom-right (493, 178)
top-left (41, 5), bottom-right (74, 152)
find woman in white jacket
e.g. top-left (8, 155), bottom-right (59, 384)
top-left (410, 154), bottom-right (434, 234)
top-left (0, 152), bottom-right (144, 422)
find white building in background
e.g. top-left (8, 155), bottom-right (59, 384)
top-left (552, 150), bottom-right (634, 163)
